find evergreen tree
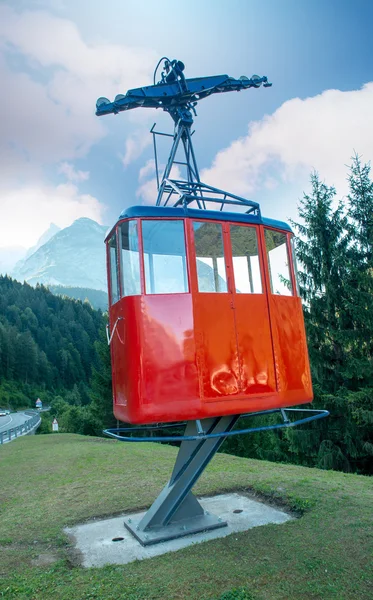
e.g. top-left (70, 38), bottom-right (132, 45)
top-left (291, 172), bottom-right (349, 391)
top-left (347, 152), bottom-right (373, 260)
top-left (289, 166), bottom-right (373, 472)
top-left (343, 153), bottom-right (373, 382)
top-left (89, 321), bottom-right (116, 434)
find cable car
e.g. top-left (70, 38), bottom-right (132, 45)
top-left (105, 205), bottom-right (312, 425)
top-left (97, 58), bottom-right (325, 547)
top-left (98, 59), bottom-right (313, 426)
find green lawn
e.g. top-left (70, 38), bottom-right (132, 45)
top-left (0, 434), bottom-right (372, 600)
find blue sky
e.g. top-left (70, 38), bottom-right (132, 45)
top-left (1, 0), bottom-right (373, 268)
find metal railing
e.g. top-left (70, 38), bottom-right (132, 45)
top-left (0, 413), bottom-right (41, 445)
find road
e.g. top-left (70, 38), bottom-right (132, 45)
top-left (0, 411), bottom-right (40, 444)
top-left (0, 411), bottom-right (34, 432)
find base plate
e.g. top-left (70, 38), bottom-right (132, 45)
top-left (64, 493), bottom-right (293, 567)
top-left (123, 512), bottom-right (227, 546)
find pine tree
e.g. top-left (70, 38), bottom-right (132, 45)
top-left (342, 154), bottom-right (373, 471)
top-left (343, 153), bottom-right (373, 381)
top-left (289, 167), bottom-right (373, 472)
top-left (89, 321), bottom-right (116, 434)
top-left (291, 172), bottom-right (349, 391)
top-left (347, 152), bottom-right (373, 261)
top-left (289, 173), bottom-right (356, 470)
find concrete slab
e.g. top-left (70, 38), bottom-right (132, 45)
top-left (65, 493), bottom-right (292, 567)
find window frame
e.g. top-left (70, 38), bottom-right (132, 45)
top-left (227, 223), bottom-right (264, 295)
top-left (118, 219), bottom-right (142, 298)
top-left (263, 226), bottom-right (295, 297)
top-left (191, 218), bottom-right (230, 294)
top-left (290, 235), bottom-right (300, 297)
top-left (107, 229), bottom-right (121, 306)
top-left (139, 217), bottom-right (190, 296)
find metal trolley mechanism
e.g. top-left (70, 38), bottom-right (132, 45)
top-left (97, 57), bottom-right (329, 546)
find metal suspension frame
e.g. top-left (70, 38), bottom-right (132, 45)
top-left (96, 56), bottom-right (271, 213)
top-left (151, 121), bottom-right (261, 213)
top-left (104, 408), bottom-right (328, 546)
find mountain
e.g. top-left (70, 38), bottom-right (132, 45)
top-left (48, 285), bottom-right (108, 311)
top-left (11, 218), bottom-right (108, 292)
top-left (0, 246), bottom-right (28, 274)
top-left (25, 223), bottom-right (61, 260)
top-left (11, 223), bottom-right (61, 275)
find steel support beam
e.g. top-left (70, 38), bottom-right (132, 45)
top-left (124, 414), bottom-right (239, 546)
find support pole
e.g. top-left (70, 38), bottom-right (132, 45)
top-left (124, 415), bottom-right (239, 546)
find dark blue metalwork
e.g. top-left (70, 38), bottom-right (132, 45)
top-left (95, 70), bottom-right (271, 121)
top-left (96, 57), bottom-right (271, 212)
top-left (118, 205), bottom-right (293, 233)
top-left (103, 408), bottom-right (329, 443)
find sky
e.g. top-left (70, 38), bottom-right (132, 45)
top-left (1, 0), bottom-right (373, 269)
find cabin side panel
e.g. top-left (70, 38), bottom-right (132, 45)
top-left (262, 227), bottom-right (313, 406)
top-left (112, 296), bottom-right (143, 422)
top-left (269, 296), bottom-right (313, 404)
top-left (136, 294), bottom-right (201, 423)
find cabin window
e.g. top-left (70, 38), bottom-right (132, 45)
top-left (264, 229), bottom-right (293, 296)
top-left (142, 220), bottom-right (189, 294)
top-left (230, 225), bottom-right (262, 294)
top-left (108, 233), bottom-right (120, 304)
top-left (193, 222), bottom-right (228, 292)
top-left (291, 237), bottom-right (300, 296)
top-left (120, 220), bottom-right (141, 296)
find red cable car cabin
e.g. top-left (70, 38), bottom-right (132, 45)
top-left (106, 205), bottom-right (312, 425)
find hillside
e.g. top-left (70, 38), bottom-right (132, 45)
top-left (1, 434), bottom-right (372, 600)
top-left (47, 285), bottom-right (108, 311)
top-left (0, 276), bottom-right (106, 409)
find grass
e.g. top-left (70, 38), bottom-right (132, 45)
top-left (0, 434), bottom-right (372, 600)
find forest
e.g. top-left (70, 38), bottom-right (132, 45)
top-left (223, 153), bottom-right (373, 475)
top-left (0, 277), bottom-right (114, 435)
top-left (1, 153), bottom-right (372, 475)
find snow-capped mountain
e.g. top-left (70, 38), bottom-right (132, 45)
top-left (11, 218), bottom-right (108, 291)
top-left (11, 223), bottom-right (61, 275)
top-left (25, 223), bottom-right (61, 260)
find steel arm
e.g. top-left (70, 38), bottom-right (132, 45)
top-left (96, 73), bottom-right (271, 117)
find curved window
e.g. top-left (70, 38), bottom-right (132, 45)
top-left (142, 220), bottom-right (188, 294)
top-left (108, 233), bottom-right (120, 305)
top-left (193, 221), bottom-right (228, 293)
top-left (120, 220), bottom-right (141, 296)
top-left (264, 229), bottom-right (293, 296)
top-left (230, 225), bottom-right (262, 294)
top-left (290, 236), bottom-right (300, 296)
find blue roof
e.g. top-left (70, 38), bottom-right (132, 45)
top-left (107, 205), bottom-right (292, 238)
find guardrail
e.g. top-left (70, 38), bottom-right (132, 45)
top-left (0, 413), bottom-right (41, 445)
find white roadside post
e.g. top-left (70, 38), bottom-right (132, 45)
top-left (52, 418), bottom-right (59, 432)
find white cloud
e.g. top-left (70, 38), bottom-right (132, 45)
top-left (0, 183), bottom-right (105, 248)
top-left (201, 83), bottom-right (373, 205)
top-left (137, 177), bottom-right (158, 205)
top-left (58, 162), bottom-right (89, 182)
top-left (138, 159), bottom-right (156, 181)
top-left (122, 130), bottom-right (153, 167)
top-left (0, 5), bottom-right (157, 253)
top-left (0, 5), bottom-right (157, 182)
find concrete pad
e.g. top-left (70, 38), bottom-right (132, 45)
top-left (65, 493), bottom-right (292, 567)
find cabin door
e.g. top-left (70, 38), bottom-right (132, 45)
top-left (190, 220), bottom-right (276, 402)
top-left (190, 220), bottom-right (240, 401)
top-left (228, 224), bottom-right (276, 396)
